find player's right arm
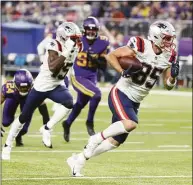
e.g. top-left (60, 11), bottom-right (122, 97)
top-left (105, 37), bottom-right (141, 73)
top-left (47, 39), bottom-right (75, 77)
top-left (105, 46), bottom-right (136, 73)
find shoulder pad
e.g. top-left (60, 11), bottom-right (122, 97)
top-left (127, 36), bottom-right (145, 53)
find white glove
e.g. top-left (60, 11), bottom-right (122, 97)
top-left (61, 38), bottom-right (75, 58)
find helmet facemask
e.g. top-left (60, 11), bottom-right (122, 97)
top-left (13, 69), bottom-right (33, 96)
top-left (84, 26), bottom-right (98, 40)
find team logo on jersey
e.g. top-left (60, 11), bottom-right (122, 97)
top-left (129, 42), bottom-right (135, 48)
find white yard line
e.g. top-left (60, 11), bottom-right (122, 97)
top-left (11, 149), bottom-right (192, 153)
top-left (180, 126), bottom-right (192, 129)
top-left (25, 131), bottom-right (192, 135)
top-left (2, 175), bottom-right (192, 181)
top-left (158, 145), bottom-right (190, 148)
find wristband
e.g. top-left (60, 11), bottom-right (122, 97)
top-left (166, 78), bottom-right (177, 87)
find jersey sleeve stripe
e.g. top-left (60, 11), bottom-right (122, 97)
top-left (55, 40), bottom-right (62, 52)
top-left (136, 37), bottom-right (144, 53)
top-left (110, 86), bottom-right (129, 120)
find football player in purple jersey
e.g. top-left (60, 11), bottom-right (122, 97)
top-left (1, 69), bottom-right (50, 146)
top-left (62, 17), bottom-right (110, 142)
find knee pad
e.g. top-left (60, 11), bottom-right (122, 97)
top-left (112, 133), bottom-right (129, 144)
top-left (2, 120), bottom-right (12, 127)
top-left (92, 92), bottom-right (102, 101)
top-left (62, 99), bottom-right (73, 109)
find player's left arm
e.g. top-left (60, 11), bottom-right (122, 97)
top-left (163, 62), bottom-right (179, 90)
top-left (163, 49), bottom-right (180, 90)
top-left (38, 102), bottom-right (50, 125)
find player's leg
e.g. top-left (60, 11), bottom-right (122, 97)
top-left (84, 86), bottom-right (139, 158)
top-left (40, 85), bottom-right (73, 147)
top-left (86, 85), bottom-right (101, 136)
top-left (2, 98), bottom-right (19, 128)
top-left (15, 98), bottom-right (34, 147)
top-left (2, 89), bottom-right (46, 160)
top-left (38, 102), bottom-right (50, 125)
top-left (1, 98), bottom-right (18, 138)
top-left (62, 75), bottom-right (95, 141)
top-left (67, 86), bottom-right (139, 176)
top-left (63, 92), bottom-right (90, 142)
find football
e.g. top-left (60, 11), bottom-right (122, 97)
top-left (118, 56), bottom-right (143, 70)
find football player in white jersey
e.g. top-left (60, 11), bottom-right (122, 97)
top-left (66, 20), bottom-right (180, 177)
top-left (2, 22), bottom-right (82, 160)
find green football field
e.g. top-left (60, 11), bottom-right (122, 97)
top-left (1, 88), bottom-right (192, 185)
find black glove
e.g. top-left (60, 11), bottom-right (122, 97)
top-left (171, 60), bottom-right (179, 78)
top-left (121, 65), bottom-right (142, 78)
top-left (97, 57), bottom-right (107, 71)
top-left (87, 53), bottom-right (98, 64)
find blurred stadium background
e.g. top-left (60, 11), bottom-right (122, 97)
top-left (1, 1), bottom-right (192, 88)
top-left (1, 2), bottom-right (192, 185)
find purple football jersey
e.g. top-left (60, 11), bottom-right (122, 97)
top-left (2, 80), bottom-right (26, 101)
top-left (73, 35), bottom-right (110, 78)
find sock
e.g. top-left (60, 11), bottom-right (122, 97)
top-left (5, 117), bottom-right (24, 146)
top-left (47, 104), bottom-right (71, 129)
top-left (77, 152), bottom-right (86, 162)
top-left (96, 121), bottom-right (128, 143)
top-left (38, 103), bottom-right (50, 125)
top-left (90, 139), bottom-right (117, 158)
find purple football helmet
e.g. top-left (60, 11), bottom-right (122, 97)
top-left (13, 69), bottom-right (33, 96)
top-left (83, 16), bottom-right (100, 40)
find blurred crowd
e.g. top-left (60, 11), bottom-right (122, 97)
top-left (2, 1), bottom-right (192, 24)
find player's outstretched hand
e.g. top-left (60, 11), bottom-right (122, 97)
top-left (171, 60), bottom-right (179, 78)
top-left (121, 65), bottom-right (142, 78)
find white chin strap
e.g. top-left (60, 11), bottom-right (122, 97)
top-left (19, 92), bottom-right (28, 96)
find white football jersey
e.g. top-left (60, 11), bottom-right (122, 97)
top-left (34, 39), bottom-right (78, 92)
top-left (116, 36), bottom-right (177, 103)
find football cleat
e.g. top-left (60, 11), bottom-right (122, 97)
top-left (62, 121), bottom-right (70, 142)
top-left (2, 145), bottom-right (12, 160)
top-left (15, 135), bottom-right (24, 147)
top-left (86, 122), bottom-right (95, 136)
top-left (67, 154), bottom-right (85, 177)
top-left (39, 125), bottom-right (52, 148)
top-left (83, 135), bottom-right (100, 158)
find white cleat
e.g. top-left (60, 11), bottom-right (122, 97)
top-left (84, 135), bottom-right (100, 158)
top-left (67, 154), bottom-right (85, 177)
top-left (39, 126), bottom-right (52, 148)
top-left (2, 145), bottom-right (12, 160)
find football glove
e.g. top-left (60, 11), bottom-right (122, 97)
top-left (121, 65), bottom-right (142, 78)
top-left (171, 60), bottom-right (179, 78)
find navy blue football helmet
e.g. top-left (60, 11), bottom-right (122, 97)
top-left (14, 69), bottom-right (33, 96)
top-left (83, 16), bottom-right (100, 40)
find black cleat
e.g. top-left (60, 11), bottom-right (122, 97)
top-left (86, 122), bottom-right (95, 136)
top-left (62, 121), bottom-right (70, 142)
top-left (15, 135), bottom-right (24, 147)
top-left (1, 127), bottom-right (5, 137)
